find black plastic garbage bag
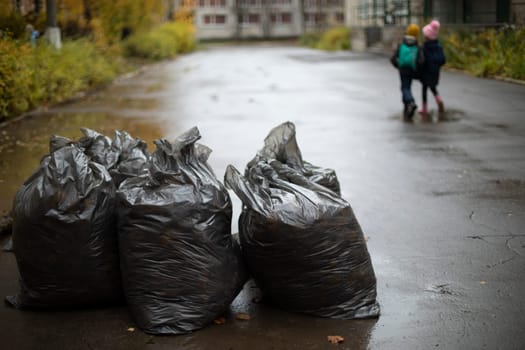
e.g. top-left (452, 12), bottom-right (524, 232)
top-left (117, 127), bottom-right (246, 335)
top-left (78, 128), bottom-right (120, 169)
top-left (78, 128), bottom-right (150, 186)
top-left (7, 145), bottom-right (122, 308)
top-left (225, 160), bottom-right (379, 319)
top-left (247, 121), bottom-right (340, 195)
top-left (109, 130), bottom-right (150, 186)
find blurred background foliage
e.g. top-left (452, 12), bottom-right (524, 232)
top-left (442, 27), bottom-right (525, 81)
top-left (2, 1), bottom-right (523, 122)
top-left (299, 27), bottom-right (351, 51)
top-left (0, 0), bottom-right (196, 121)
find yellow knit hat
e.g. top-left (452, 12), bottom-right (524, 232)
top-left (406, 24), bottom-right (420, 37)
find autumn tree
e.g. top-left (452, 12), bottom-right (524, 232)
top-left (174, 0), bottom-right (195, 25)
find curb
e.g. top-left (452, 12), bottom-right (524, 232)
top-left (443, 67), bottom-right (525, 86)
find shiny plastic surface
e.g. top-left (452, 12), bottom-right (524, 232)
top-left (225, 122), bottom-right (379, 319)
top-left (117, 127), bottom-right (246, 335)
top-left (8, 145), bottom-right (122, 308)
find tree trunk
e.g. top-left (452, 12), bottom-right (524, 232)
top-left (45, 0), bottom-right (61, 49)
top-left (46, 0), bottom-right (57, 27)
top-left (83, 0), bottom-right (92, 21)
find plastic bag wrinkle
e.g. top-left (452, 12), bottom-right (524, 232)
top-left (224, 122), bottom-right (379, 320)
top-left (246, 122), bottom-right (340, 194)
top-left (8, 145), bottom-right (122, 308)
top-left (117, 127), bottom-right (246, 335)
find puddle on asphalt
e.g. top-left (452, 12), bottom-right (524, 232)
top-left (167, 279), bottom-right (379, 350)
top-left (0, 111), bottom-right (164, 212)
top-left (288, 52), bottom-right (383, 63)
top-left (389, 108), bottom-right (465, 123)
top-left (482, 122), bottom-right (510, 129)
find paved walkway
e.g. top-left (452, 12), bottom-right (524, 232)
top-left (1, 45), bottom-right (524, 349)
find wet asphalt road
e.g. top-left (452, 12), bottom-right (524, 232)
top-left (1, 44), bottom-right (524, 349)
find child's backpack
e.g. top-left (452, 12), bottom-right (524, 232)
top-left (398, 43), bottom-right (418, 70)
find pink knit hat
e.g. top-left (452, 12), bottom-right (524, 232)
top-left (423, 20), bottom-right (440, 40)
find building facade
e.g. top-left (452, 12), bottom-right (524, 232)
top-left (346, 0), bottom-right (525, 51)
top-left (194, 0), bottom-right (346, 39)
top-left (346, 0), bottom-right (525, 27)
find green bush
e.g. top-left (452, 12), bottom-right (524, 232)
top-left (0, 11), bottom-right (27, 39)
top-left (0, 37), bottom-right (122, 120)
top-left (442, 27), bottom-right (525, 80)
top-left (123, 22), bottom-right (195, 60)
top-left (316, 26), bottom-right (351, 51)
top-left (298, 32), bottom-right (321, 48)
top-left (299, 27), bottom-right (351, 51)
top-left (0, 20), bottom-right (195, 121)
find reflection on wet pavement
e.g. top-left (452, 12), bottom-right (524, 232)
top-left (0, 100), bottom-right (164, 212)
top-left (1, 44), bottom-right (525, 350)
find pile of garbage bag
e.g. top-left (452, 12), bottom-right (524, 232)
top-left (225, 122), bottom-right (380, 319)
top-left (6, 122), bottom-right (379, 335)
top-left (7, 126), bottom-right (247, 334)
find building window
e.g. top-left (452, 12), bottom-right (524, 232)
top-left (270, 0), bottom-right (291, 4)
top-left (335, 12), bottom-right (344, 22)
top-left (304, 12), bottom-right (326, 24)
top-left (357, 0), bottom-right (388, 19)
top-left (198, 0), bottom-right (227, 7)
top-left (282, 13), bottom-right (292, 23)
top-left (307, 0), bottom-right (331, 6)
top-left (239, 13), bottom-right (260, 23)
top-left (238, 0), bottom-right (290, 7)
top-left (270, 12), bottom-right (292, 23)
top-left (204, 14), bottom-right (227, 24)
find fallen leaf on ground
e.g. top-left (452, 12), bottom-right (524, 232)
top-left (235, 313), bottom-right (251, 321)
top-left (213, 317), bottom-right (226, 325)
top-left (327, 335), bottom-right (344, 344)
top-left (364, 235), bottom-right (369, 242)
top-left (127, 327), bottom-right (135, 332)
top-left (480, 280), bottom-right (487, 285)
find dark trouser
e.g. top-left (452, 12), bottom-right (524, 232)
top-left (400, 70), bottom-right (415, 105)
top-left (422, 85), bottom-right (438, 104)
